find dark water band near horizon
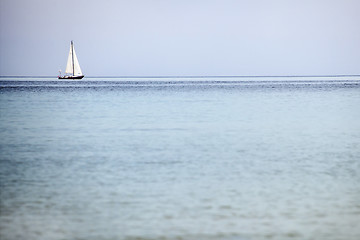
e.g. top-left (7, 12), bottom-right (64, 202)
top-left (1, 77), bottom-right (360, 240)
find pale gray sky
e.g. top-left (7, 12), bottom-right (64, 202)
top-left (0, 0), bottom-right (359, 76)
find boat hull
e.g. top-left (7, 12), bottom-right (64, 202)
top-left (58, 75), bottom-right (84, 79)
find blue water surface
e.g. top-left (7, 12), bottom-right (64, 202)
top-left (1, 77), bottom-right (360, 240)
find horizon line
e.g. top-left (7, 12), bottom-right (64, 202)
top-left (1, 74), bottom-right (360, 78)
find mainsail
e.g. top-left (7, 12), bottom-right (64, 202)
top-left (64, 41), bottom-right (82, 76)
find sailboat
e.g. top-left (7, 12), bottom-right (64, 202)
top-left (58, 41), bottom-right (84, 79)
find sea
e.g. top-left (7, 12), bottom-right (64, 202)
top-left (0, 76), bottom-right (360, 240)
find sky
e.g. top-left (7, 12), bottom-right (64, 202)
top-left (0, 0), bottom-right (359, 76)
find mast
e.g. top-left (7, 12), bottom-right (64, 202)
top-left (71, 41), bottom-right (75, 76)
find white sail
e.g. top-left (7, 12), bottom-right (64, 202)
top-left (64, 41), bottom-right (83, 76)
top-left (72, 47), bottom-right (82, 76)
top-left (64, 44), bottom-right (73, 74)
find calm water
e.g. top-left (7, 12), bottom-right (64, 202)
top-left (1, 77), bottom-right (360, 240)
